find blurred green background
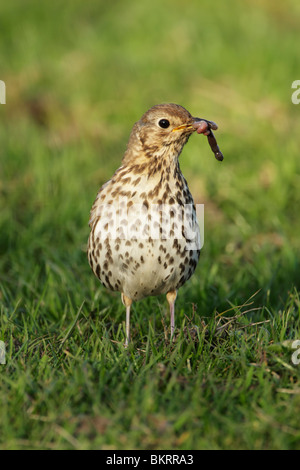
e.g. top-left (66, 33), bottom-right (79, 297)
top-left (1, 0), bottom-right (299, 308)
top-left (1, 0), bottom-right (300, 450)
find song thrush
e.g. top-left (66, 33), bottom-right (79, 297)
top-left (88, 103), bottom-right (223, 345)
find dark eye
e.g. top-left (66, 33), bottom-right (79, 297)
top-left (158, 119), bottom-right (170, 129)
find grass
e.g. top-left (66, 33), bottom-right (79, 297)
top-left (1, 0), bottom-right (300, 450)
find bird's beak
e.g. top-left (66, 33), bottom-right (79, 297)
top-left (171, 123), bottom-right (194, 132)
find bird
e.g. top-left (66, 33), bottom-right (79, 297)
top-left (88, 103), bottom-right (223, 346)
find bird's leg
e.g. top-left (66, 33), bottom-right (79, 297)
top-left (121, 293), bottom-right (132, 347)
top-left (166, 290), bottom-right (177, 340)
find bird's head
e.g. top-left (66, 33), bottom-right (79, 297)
top-left (122, 103), bottom-right (221, 167)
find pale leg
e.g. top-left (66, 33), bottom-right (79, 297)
top-left (166, 290), bottom-right (177, 340)
top-left (121, 293), bottom-right (132, 347)
top-left (125, 304), bottom-right (131, 347)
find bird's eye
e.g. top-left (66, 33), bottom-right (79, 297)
top-left (158, 119), bottom-right (170, 129)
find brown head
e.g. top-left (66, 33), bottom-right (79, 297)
top-left (122, 103), bottom-right (219, 166)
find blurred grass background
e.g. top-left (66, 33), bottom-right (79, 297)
top-left (0, 0), bottom-right (300, 450)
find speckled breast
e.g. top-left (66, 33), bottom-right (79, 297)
top-left (88, 198), bottom-right (201, 301)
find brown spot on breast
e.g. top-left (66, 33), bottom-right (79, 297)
top-left (133, 177), bottom-right (141, 186)
top-left (162, 190), bottom-right (168, 201)
top-left (122, 177), bottom-right (131, 184)
top-left (105, 275), bottom-right (114, 290)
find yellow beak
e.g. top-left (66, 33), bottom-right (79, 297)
top-left (172, 124), bottom-right (194, 132)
